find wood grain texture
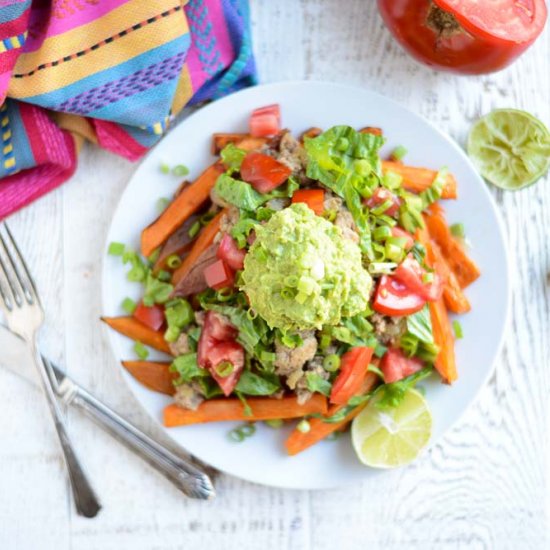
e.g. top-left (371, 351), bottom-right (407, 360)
top-left (1, 1), bottom-right (549, 548)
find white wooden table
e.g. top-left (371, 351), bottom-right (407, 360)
top-left (2, 2), bottom-right (549, 548)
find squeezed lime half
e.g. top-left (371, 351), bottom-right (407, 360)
top-left (468, 109), bottom-right (550, 190)
top-left (351, 389), bottom-right (432, 468)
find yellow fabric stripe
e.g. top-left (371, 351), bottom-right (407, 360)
top-left (5, 157), bottom-right (15, 169)
top-left (170, 65), bottom-right (193, 116)
top-left (3, 144), bottom-right (13, 154)
top-left (13, 0), bottom-right (180, 74)
top-left (0, 43), bottom-right (6, 54)
top-left (8, 15), bottom-right (184, 99)
top-left (3, 130), bottom-right (11, 140)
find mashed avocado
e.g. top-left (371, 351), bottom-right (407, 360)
top-left (240, 203), bottom-right (372, 331)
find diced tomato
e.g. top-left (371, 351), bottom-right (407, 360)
top-left (207, 311), bottom-right (238, 342)
top-left (365, 187), bottom-right (401, 217)
top-left (249, 104), bottom-right (281, 137)
top-left (330, 347), bottom-right (374, 405)
top-left (197, 311), bottom-right (244, 396)
top-left (291, 189), bottom-right (325, 215)
top-left (203, 259), bottom-right (234, 290)
top-left (240, 152), bottom-right (292, 193)
top-left (380, 348), bottom-right (423, 384)
top-left (373, 275), bottom-right (426, 316)
top-left (133, 302), bottom-right (165, 332)
top-left (217, 234), bottom-right (246, 270)
top-left (393, 255), bottom-right (443, 302)
top-left (391, 226), bottom-right (415, 250)
top-left (208, 341), bottom-right (245, 396)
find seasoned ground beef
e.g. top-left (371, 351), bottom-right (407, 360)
top-left (371, 313), bottom-right (406, 346)
top-left (274, 330), bottom-right (318, 390)
top-left (174, 382), bottom-right (204, 411)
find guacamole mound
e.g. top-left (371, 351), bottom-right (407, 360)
top-left (240, 203), bottom-right (372, 331)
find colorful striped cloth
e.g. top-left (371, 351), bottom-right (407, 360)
top-left (0, 0), bottom-right (256, 219)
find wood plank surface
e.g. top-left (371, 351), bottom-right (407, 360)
top-left (1, 1), bottom-right (548, 548)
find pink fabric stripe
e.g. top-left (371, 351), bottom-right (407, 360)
top-left (23, 0), bottom-right (129, 53)
top-left (0, 104), bottom-right (76, 220)
top-left (92, 119), bottom-right (147, 161)
top-left (185, 0), bottom-right (235, 91)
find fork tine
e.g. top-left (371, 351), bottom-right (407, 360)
top-left (2, 224), bottom-right (39, 305)
top-left (0, 251), bottom-right (16, 311)
top-left (0, 225), bottom-right (32, 307)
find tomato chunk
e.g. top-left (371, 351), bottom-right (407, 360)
top-left (198, 311), bottom-right (244, 396)
top-left (380, 348), bottom-right (423, 384)
top-left (365, 187), bottom-right (401, 217)
top-left (291, 189), bottom-right (325, 215)
top-left (240, 152), bottom-right (292, 193)
top-left (373, 275), bottom-right (426, 316)
top-left (133, 302), bottom-right (165, 332)
top-left (330, 347), bottom-right (374, 405)
top-left (208, 341), bottom-right (245, 396)
top-left (217, 234), bottom-right (246, 270)
top-left (203, 259), bottom-right (234, 290)
top-left (393, 255), bottom-right (443, 302)
top-left (249, 104), bottom-right (281, 137)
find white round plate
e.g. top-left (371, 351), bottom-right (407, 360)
top-left (102, 81), bottom-right (510, 489)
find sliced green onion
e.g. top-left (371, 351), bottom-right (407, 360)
top-left (264, 419), bottom-right (283, 429)
top-left (323, 209), bottom-right (338, 222)
top-left (319, 334), bottom-right (332, 351)
top-left (452, 320), bottom-right (464, 339)
top-left (295, 291), bottom-right (308, 304)
top-left (450, 223), bottom-right (466, 239)
top-left (256, 207), bottom-right (274, 221)
top-left (371, 199), bottom-right (394, 216)
top-left (228, 428), bottom-right (245, 442)
top-left (214, 361), bottom-right (234, 377)
top-left (368, 262), bottom-right (397, 275)
top-left (376, 214), bottom-right (397, 227)
top-left (326, 431), bottom-right (342, 441)
top-left (188, 221), bottom-right (201, 239)
top-left (121, 297), bottom-right (137, 315)
top-left (382, 171), bottom-right (403, 190)
top-left (157, 270), bottom-right (172, 282)
top-left (285, 275), bottom-right (299, 288)
top-left (354, 159), bottom-right (372, 176)
top-left (280, 331), bottom-right (303, 349)
top-left (280, 288), bottom-right (295, 300)
top-left (367, 364), bottom-right (385, 379)
top-left (164, 326), bottom-right (180, 343)
top-left (172, 164), bottom-right (189, 177)
top-left (296, 419), bottom-right (311, 433)
top-left (166, 254), bottom-right (182, 269)
top-left (392, 145), bottom-right (408, 161)
top-left (260, 350), bottom-right (276, 363)
top-left (422, 272), bottom-right (435, 284)
top-left (373, 226), bottom-right (392, 242)
top-left (157, 197), bottom-right (170, 213)
top-left (246, 308), bottom-right (258, 320)
top-left (297, 276), bottom-right (316, 295)
top-left (159, 162), bottom-right (171, 174)
top-left (216, 288), bottom-right (234, 302)
top-left (374, 343), bottom-right (388, 358)
top-left (239, 423), bottom-right (256, 437)
top-left (134, 341), bottom-right (149, 360)
top-left (108, 242), bottom-right (125, 256)
top-left (323, 354), bottom-right (341, 372)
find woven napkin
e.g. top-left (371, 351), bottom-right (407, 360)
top-left (0, 0), bottom-right (256, 219)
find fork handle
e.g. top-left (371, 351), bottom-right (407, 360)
top-left (33, 349), bottom-right (101, 517)
top-left (68, 384), bottom-right (215, 500)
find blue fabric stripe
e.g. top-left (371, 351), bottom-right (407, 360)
top-left (0, 1), bottom-right (31, 23)
top-left (0, 100), bottom-right (35, 178)
top-left (26, 37), bottom-right (187, 109)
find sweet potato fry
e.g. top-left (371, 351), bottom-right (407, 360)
top-left (424, 205), bottom-right (480, 288)
top-left (163, 395), bottom-right (328, 427)
top-left (171, 208), bottom-right (227, 286)
top-left (299, 127), bottom-right (323, 142)
top-left (382, 161), bottom-right (457, 199)
top-left (285, 373), bottom-right (378, 456)
top-left (212, 133), bottom-right (267, 155)
top-left (359, 126), bottom-right (383, 136)
top-left (122, 361), bottom-right (175, 395)
top-left (429, 298), bottom-right (458, 384)
top-left (101, 316), bottom-right (171, 355)
top-left (141, 163), bottom-right (224, 258)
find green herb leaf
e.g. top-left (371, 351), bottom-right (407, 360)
top-left (122, 250), bottom-right (148, 283)
top-left (143, 271), bottom-right (173, 305)
top-left (450, 223), bottom-right (466, 239)
top-left (169, 353), bottom-right (208, 385)
top-left (452, 320), bottom-right (464, 339)
top-left (420, 168), bottom-right (448, 208)
top-left (164, 299), bottom-right (194, 343)
top-left (121, 297), bottom-right (137, 315)
top-left (235, 371), bottom-right (280, 396)
top-left (406, 305), bottom-right (434, 345)
top-left (215, 173), bottom-right (268, 211)
top-left (305, 372), bottom-right (332, 397)
top-left (220, 143), bottom-right (247, 173)
top-left (391, 145), bottom-right (408, 161)
top-left (172, 164), bottom-right (189, 177)
top-left (375, 367), bottom-right (433, 410)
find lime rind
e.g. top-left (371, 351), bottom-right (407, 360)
top-left (467, 109), bottom-right (550, 191)
top-left (351, 389), bottom-right (432, 468)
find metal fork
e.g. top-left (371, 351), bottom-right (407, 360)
top-left (0, 224), bottom-right (101, 518)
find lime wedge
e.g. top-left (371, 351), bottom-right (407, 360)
top-left (351, 389), bottom-right (432, 468)
top-left (467, 109), bottom-right (550, 190)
